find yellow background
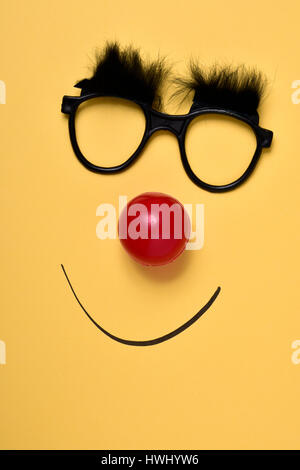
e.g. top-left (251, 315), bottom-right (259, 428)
top-left (1, 0), bottom-right (300, 450)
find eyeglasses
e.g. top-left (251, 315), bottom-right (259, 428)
top-left (61, 92), bottom-right (273, 193)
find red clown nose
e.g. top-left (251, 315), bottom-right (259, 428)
top-left (118, 192), bottom-right (191, 266)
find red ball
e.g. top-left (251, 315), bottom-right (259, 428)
top-left (118, 192), bottom-right (191, 266)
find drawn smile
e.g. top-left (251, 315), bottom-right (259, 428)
top-left (61, 264), bottom-right (221, 346)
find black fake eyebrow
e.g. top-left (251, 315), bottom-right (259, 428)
top-left (74, 41), bottom-right (169, 111)
top-left (172, 62), bottom-right (266, 117)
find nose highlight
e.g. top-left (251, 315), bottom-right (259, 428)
top-left (149, 110), bottom-right (186, 137)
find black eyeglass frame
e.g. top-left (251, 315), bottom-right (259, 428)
top-left (61, 92), bottom-right (273, 193)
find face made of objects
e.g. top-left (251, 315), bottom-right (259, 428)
top-left (60, 43), bottom-right (273, 346)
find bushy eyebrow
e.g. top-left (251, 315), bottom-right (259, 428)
top-left (74, 41), bottom-right (169, 111)
top-left (172, 62), bottom-right (266, 116)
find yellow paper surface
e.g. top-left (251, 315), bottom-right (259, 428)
top-left (0, 0), bottom-right (300, 450)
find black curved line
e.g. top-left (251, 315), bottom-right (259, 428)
top-left (61, 264), bottom-right (221, 347)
